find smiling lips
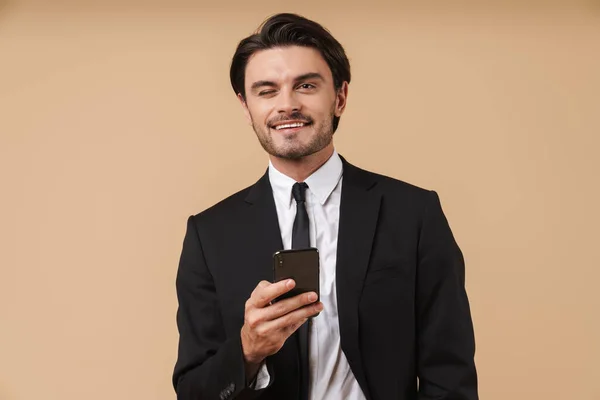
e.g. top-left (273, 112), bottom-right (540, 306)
top-left (271, 121), bottom-right (311, 131)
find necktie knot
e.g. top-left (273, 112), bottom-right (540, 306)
top-left (292, 182), bottom-right (309, 203)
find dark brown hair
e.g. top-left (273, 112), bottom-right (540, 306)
top-left (230, 13), bottom-right (351, 132)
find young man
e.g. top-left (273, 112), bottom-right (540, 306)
top-left (173, 13), bottom-right (478, 400)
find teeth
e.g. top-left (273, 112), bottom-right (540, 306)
top-left (275, 122), bottom-right (304, 130)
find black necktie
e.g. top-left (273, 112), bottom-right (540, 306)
top-left (292, 182), bottom-right (310, 249)
top-left (291, 182), bottom-right (310, 400)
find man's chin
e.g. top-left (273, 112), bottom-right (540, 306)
top-left (268, 139), bottom-right (333, 161)
top-left (257, 131), bottom-right (332, 161)
top-left (271, 150), bottom-right (310, 161)
top-left (266, 144), bottom-right (315, 160)
top-left (265, 139), bottom-right (310, 160)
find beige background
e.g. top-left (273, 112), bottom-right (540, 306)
top-left (1, 0), bottom-right (599, 399)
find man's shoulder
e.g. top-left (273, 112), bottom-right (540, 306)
top-left (348, 162), bottom-right (440, 220)
top-left (347, 161), bottom-right (432, 198)
top-left (190, 181), bottom-right (256, 223)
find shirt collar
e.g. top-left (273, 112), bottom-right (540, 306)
top-left (268, 150), bottom-right (343, 208)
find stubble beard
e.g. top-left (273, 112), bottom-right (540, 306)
top-left (251, 107), bottom-right (336, 161)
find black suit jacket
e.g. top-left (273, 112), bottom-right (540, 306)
top-left (172, 157), bottom-right (478, 400)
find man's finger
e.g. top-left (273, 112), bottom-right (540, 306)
top-left (256, 280), bottom-right (271, 289)
top-left (261, 291), bottom-right (319, 321)
top-left (248, 280), bottom-right (271, 306)
top-left (269, 301), bottom-right (324, 333)
top-left (252, 279), bottom-right (295, 308)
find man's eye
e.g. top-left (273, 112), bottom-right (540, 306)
top-left (258, 90), bottom-right (276, 96)
top-left (298, 83), bottom-right (315, 90)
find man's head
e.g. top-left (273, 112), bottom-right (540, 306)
top-left (230, 13), bottom-right (351, 160)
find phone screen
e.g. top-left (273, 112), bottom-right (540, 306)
top-left (272, 248), bottom-right (320, 303)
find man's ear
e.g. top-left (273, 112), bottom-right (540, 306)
top-left (334, 81), bottom-right (349, 118)
top-left (237, 93), bottom-right (252, 125)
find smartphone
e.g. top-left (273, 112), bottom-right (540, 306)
top-left (272, 248), bottom-right (320, 303)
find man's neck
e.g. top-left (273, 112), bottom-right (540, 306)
top-left (269, 145), bottom-right (334, 182)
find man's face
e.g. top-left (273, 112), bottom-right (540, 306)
top-left (239, 46), bottom-right (347, 160)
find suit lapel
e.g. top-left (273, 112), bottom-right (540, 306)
top-left (336, 157), bottom-right (381, 400)
top-left (244, 169), bottom-right (285, 280)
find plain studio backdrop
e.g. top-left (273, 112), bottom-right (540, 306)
top-left (0, 0), bottom-right (599, 399)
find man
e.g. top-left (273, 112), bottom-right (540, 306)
top-left (173, 13), bottom-right (478, 400)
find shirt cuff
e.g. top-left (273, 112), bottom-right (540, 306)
top-left (250, 362), bottom-right (271, 390)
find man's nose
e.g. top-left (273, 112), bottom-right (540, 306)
top-left (276, 90), bottom-right (301, 114)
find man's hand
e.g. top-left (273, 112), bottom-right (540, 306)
top-left (240, 279), bottom-right (323, 381)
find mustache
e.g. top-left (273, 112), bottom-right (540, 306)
top-left (267, 112), bottom-right (313, 128)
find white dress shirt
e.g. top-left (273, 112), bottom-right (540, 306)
top-left (255, 150), bottom-right (366, 400)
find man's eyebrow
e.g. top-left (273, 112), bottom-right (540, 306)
top-left (294, 72), bottom-right (325, 83)
top-left (250, 80), bottom-right (277, 91)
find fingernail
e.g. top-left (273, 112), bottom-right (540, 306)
top-left (308, 293), bottom-right (317, 302)
top-left (286, 279), bottom-right (295, 288)
top-left (316, 302), bottom-right (324, 311)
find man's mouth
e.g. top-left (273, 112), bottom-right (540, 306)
top-left (270, 121), bottom-right (312, 131)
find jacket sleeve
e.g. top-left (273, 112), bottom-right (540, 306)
top-left (416, 191), bottom-right (479, 400)
top-left (172, 215), bottom-right (271, 400)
